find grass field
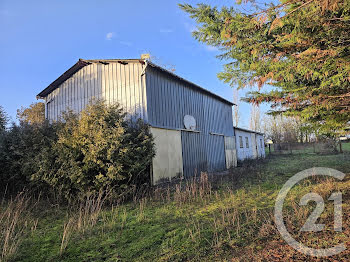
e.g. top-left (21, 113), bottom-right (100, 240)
top-left (2, 143), bottom-right (350, 261)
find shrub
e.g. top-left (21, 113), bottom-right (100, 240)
top-left (0, 121), bottom-right (58, 194)
top-left (16, 102), bottom-right (45, 125)
top-left (33, 101), bottom-right (155, 199)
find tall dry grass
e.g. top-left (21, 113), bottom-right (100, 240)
top-left (0, 192), bottom-right (39, 262)
top-left (59, 190), bottom-right (109, 255)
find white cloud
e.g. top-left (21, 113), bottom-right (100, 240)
top-left (106, 32), bottom-right (115, 40)
top-left (160, 29), bottom-right (173, 33)
top-left (119, 41), bottom-right (132, 46)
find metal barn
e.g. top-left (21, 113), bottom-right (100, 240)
top-left (37, 58), bottom-right (238, 184)
top-left (234, 127), bottom-right (265, 162)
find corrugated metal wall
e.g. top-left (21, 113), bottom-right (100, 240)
top-left (206, 134), bottom-right (226, 172)
top-left (45, 62), bottom-right (147, 121)
top-left (44, 61), bottom-right (234, 178)
top-left (145, 67), bottom-right (234, 177)
top-left (145, 67), bottom-right (234, 136)
top-left (181, 132), bottom-right (207, 178)
top-left (181, 133), bottom-right (227, 177)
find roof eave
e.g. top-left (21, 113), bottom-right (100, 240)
top-left (37, 59), bottom-right (236, 107)
top-left (36, 59), bottom-right (91, 99)
top-left (146, 61), bottom-right (235, 106)
top-left (234, 126), bottom-right (264, 135)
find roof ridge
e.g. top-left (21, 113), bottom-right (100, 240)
top-left (37, 58), bottom-right (235, 106)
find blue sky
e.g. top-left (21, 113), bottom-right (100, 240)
top-left (0, 0), bottom-right (270, 128)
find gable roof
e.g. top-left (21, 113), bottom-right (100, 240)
top-left (37, 59), bottom-right (235, 106)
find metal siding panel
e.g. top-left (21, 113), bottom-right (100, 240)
top-left (72, 71), bottom-right (76, 112)
top-left (109, 63), bottom-right (113, 104)
top-left (75, 69), bottom-right (79, 113)
top-left (138, 64), bottom-right (143, 118)
top-left (72, 74), bottom-right (78, 113)
top-left (54, 90), bottom-right (57, 120)
top-left (63, 80), bottom-right (67, 115)
top-left (108, 63), bottom-right (113, 104)
top-left (151, 72), bottom-right (157, 125)
top-left (82, 67), bottom-right (87, 109)
top-left (150, 71), bottom-right (156, 125)
top-left (136, 63), bottom-right (142, 118)
top-left (141, 66), bottom-right (148, 121)
top-left (91, 63), bottom-right (95, 100)
top-left (159, 72), bottom-right (164, 127)
top-left (176, 81), bottom-right (181, 128)
top-left (146, 73), bottom-right (152, 123)
top-left (95, 63), bottom-right (100, 100)
top-left (134, 63), bottom-right (141, 118)
top-left (170, 77), bottom-right (175, 127)
top-left (129, 63), bottom-right (135, 116)
top-left (206, 134), bottom-right (226, 172)
top-left (57, 86), bottom-right (62, 119)
top-left (78, 65), bottom-right (85, 113)
top-left (86, 65), bottom-right (90, 106)
top-left (70, 77), bottom-right (74, 111)
top-left (145, 68), bottom-right (234, 137)
top-left (181, 132), bottom-right (208, 178)
top-left (58, 87), bottom-right (61, 119)
top-left (126, 64), bottom-right (131, 115)
top-left (96, 64), bottom-right (101, 100)
top-left (47, 94), bottom-right (50, 120)
top-left (165, 76), bottom-right (170, 127)
top-left (52, 89), bottom-right (56, 121)
top-left (67, 75), bottom-right (71, 112)
top-left (159, 72), bottom-right (164, 126)
top-left (75, 72), bottom-right (80, 112)
top-left (121, 63), bottom-right (126, 111)
top-left (81, 67), bottom-right (85, 111)
top-left (116, 63), bottom-right (121, 106)
top-left (102, 64), bottom-right (107, 103)
top-left (51, 91), bottom-right (55, 121)
top-left (165, 74), bottom-right (170, 127)
top-left (130, 63), bottom-right (134, 114)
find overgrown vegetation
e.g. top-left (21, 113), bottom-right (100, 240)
top-left (0, 121), bottom-right (58, 194)
top-left (180, 0), bottom-right (350, 135)
top-left (1, 146), bottom-right (349, 261)
top-left (0, 101), bottom-right (155, 198)
top-left (17, 102), bottom-right (45, 125)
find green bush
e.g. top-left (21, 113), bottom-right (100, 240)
top-left (33, 101), bottom-right (155, 199)
top-left (0, 121), bottom-right (58, 194)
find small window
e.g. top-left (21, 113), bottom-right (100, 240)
top-left (239, 136), bottom-right (243, 148)
top-left (245, 137), bottom-right (249, 148)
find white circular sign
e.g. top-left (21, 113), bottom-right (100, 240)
top-left (274, 167), bottom-right (346, 257)
top-left (184, 115), bottom-right (196, 130)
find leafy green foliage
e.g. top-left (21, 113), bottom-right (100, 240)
top-left (33, 101), bottom-right (155, 198)
top-left (17, 102), bottom-right (45, 125)
top-left (0, 121), bottom-right (58, 194)
top-left (180, 0), bottom-right (350, 134)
